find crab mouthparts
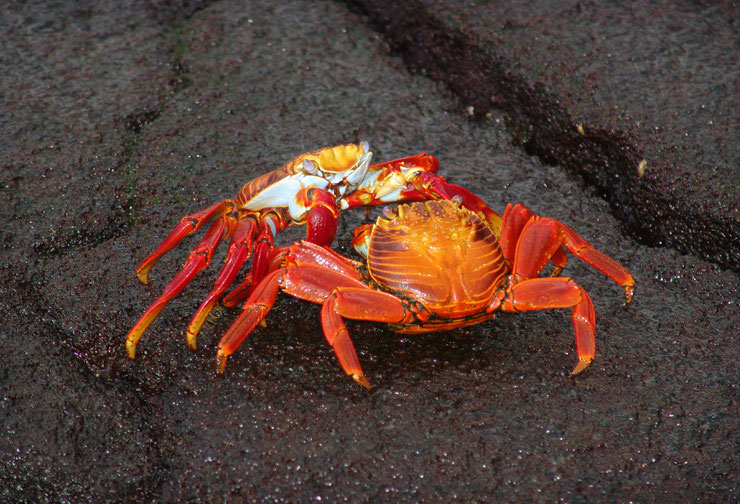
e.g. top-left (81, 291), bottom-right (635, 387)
top-left (344, 148), bottom-right (373, 186)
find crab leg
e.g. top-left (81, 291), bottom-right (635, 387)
top-left (287, 240), bottom-right (365, 275)
top-left (500, 203), bottom-right (567, 272)
top-left (126, 214), bottom-right (235, 358)
top-left (222, 193), bottom-right (342, 307)
top-left (219, 244), bottom-right (296, 308)
top-left (220, 213), bottom-right (282, 308)
top-left (322, 287), bottom-right (410, 388)
top-left (496, 214), bottom-right (631, 374)
top-left (216, 269), bottom-right (283, 373)
top-left (220, 272), bottom-right (254, 308)
top-left (136, 200), bottom-right (234, 284)
top-left (230, 241), bottom-right (402, 387)
top-left (512, 217), bottom-right (568, 280)
top-left (507, 205), bottom-right (634, 302)
top-left (559, 221), bottom-right (634, 302)
top-left (498, 277), bottom-right (596, 375)
top-left (500, 203), bottom-right (535, 265)
top-left (237, 216), bottom-right (278, 297)
top-left (216, 257), bottom-right (368, 373)
top-left (185, 216), bottom-right (258, 349)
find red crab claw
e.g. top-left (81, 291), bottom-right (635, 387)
top-left (344, 153), bottom-right (503, 236)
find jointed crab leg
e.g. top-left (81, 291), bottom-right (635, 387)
top-left (322, 287), bottom-right (411, 388)
top-left (216, 269), bottom-right (282, 373)
top-left (558, 221), bottom-right (634, 302)
top-left (136, 200), bottom-right (234, 284)
top-left (126, 213), bottom-right (235, 358)
top-left (220, 213), bottom-right (283, 308)
top-left (502, 204), bottom-right (634, 302)
top-left (216, 243), bottom-right (374, 379)
top-left (492, 210), bottom-right (626, 374)
top-left (500, 203), bottom-right (566, 275)
top-left (497, 277), bottom-right (596, 375)
top-left (185, 216), bottom-right (258, 349)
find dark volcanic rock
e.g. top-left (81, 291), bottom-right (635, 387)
top-left (1, 1), bottom-right (737, 503)
top-left (347, 0), bottom-right (740, 271)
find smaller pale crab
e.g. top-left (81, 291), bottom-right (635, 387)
top-left (216, 198), bottom-right (634, 387)
top-left (126, 142), bottom-right (500, 358)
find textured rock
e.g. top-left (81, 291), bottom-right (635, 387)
top-left (1, 1), bottom-right (737, 502)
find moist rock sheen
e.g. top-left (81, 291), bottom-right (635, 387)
top-left (347, 0), bottom-right (739, 272)
top-left (0, 1), bottom-right (737, 503)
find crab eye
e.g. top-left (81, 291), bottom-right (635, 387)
top-left (451, 194), bottom-right (463, 207)
top-left (382, 206), bottom-right (396, 218)
top-left (302, 159), bottom-right (317, 174)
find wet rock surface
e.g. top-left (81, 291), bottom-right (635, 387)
top-left (348, 0), bottom-right (739, 271)
top-left (1, 1), bottom-right (737, 502)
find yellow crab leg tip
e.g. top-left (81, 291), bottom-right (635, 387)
top-left (125, 304), bottom-right (167, 359)
top-left (353, 374), bottom-right (372, 389)
top-left (569, 358), bottom-right (592, 376)
top-left (186, 329), bottom-right (198, 351)
top-left (125, 338), bottom-right (138, 359)
top-left (624, 284), bottom-right (635, 304)
top-left (136, 267), bottom-right (152, 285)
top-left (186, 308), bottom-right (214, 351)
top-left (216, 350), bottom-right (228, 374)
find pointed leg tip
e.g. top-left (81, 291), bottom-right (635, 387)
top-left (186, 330), bottom-right (198, 351)
top-left (624, 284), bottom-right (635, 304)
top-left (569, 359), bottom-right (592, 376)
top-left (136, 267), bottom-right (151, 285)
top-left (216, 350), bottom-right (228, 374)
top-left (125, 339), bottom-right (137, 359)
top-left (353, 374), bottom-right (372, 389)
